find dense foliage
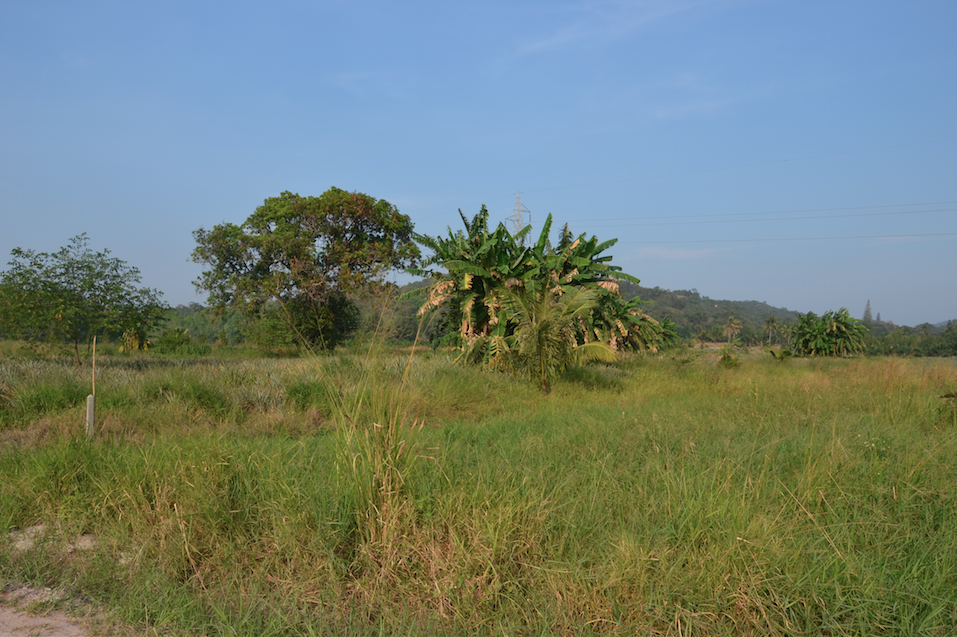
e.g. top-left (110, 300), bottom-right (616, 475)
top-left (151, 327), bottom-right (213, 356)
top-left (412, 207), bottom-right (675, 382)
top-left (791, 308), bottom-right (867, 356)
top-left (157, 302), bottom-right (243, 346)
top-left (0, 235), bottom-right (167, 364)
top-left (192, 189), bottom-right (419, 350)
top-left (865, 318), bottom-right (957, 356)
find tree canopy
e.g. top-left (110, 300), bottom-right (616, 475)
top-left (0, 234), bottom-right (167, 364)
top-left (792, 308), bottom-right (867, 357)
top-left (412, 207), bottom-right (673, 387)
top-left (192, 188), bottom-right (419, 349)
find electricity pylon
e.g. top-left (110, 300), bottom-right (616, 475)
top-left (508, 191), bottom-right (531, 242)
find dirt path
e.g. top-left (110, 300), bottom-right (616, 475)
top-left (2, 527), bottom-right (100, 636)
top-left (1, 581), bottom-right (100, 637)
top-left (0, 604), bottom-right (91, 637)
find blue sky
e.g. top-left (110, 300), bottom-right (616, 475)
top-left (1, 0), bottom-right (955, 326)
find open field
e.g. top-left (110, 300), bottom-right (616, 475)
top-left (1, 350), bottom-right (955, 636)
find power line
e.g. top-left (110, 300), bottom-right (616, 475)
top-left (419, 199), bottom-right (957, 234)
top-left (413, 137), bottom-right (957, 221)
top-left (581, 207), bottom-right (956, 229)
top-left (618, 232), bottom-right (957, 245)
top-left (520, 137), bottom-right (957, 196)
top-left (563, 200), bottom-right (957, 224)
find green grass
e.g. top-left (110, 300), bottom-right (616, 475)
top-left (0, 350), bottom-right (955, 635)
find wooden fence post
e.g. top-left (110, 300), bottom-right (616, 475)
top-left (86, 336), bottom-right (96, 438)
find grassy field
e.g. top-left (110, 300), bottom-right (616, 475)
top-left (1, 348), bottom-right (955, 636)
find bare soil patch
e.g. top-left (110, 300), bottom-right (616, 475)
top-left (0, 584), bottom-right (92, 637)
top-left (3, 526), bottom-right (104, 636)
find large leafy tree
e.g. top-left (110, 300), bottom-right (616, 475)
top-left (192, 189), bottom-right (419, 350)
top-left (413, 207), bottom-right (672, 379)
top-left (0, 234), bottom-right (167, 364)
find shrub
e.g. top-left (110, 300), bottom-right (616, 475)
top-left (286, 380), bottom-right (332, 413)
top-left (153, 328), bottom-right (212, 357)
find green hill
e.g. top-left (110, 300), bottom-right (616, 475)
top-left (619, 282), bottom-right (798, 343)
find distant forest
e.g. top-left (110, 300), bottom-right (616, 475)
top-left (157, 281), bottom-right (956, 357)
top-left (618, 283), bottom-right (795, 342)
top-left (616, 283), bottom-right (955, 356)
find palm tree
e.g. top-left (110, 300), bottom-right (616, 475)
top-left (724, 316), bottom-right (742, 344)
top-left (502, 286), bottom-right (615, 393)
top-left (780, 322), bottom-right (794, 349)
top-left (764, 316), bottom-right (780, 346)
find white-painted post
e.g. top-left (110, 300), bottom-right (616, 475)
top-left (86, 335), bottom-right (96, 438)
top-left (86, 395), bottom-right (95, 438)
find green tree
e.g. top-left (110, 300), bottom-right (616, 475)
top-left (509, 287), bottom-right (616, 393)
top-left (792, 308), bottom-right (867, 357)
top-left (863, 300), bottom-right (873, 327)
top-left (462, 286), bottom-right (616, 393)
top-left (161, 303), bottom-right (244, 346)
top-left (0, 235), bottom-right (167, 364)
top-left (413, 207), bottom-right (668, 369)
top-left (192, 189), bottom-right (419, 350)
top-left (780, 321), bottom-right (795, 349)
top-left (724, 316), bottom-right (742, 344)
top-left (764, 315), bottom-right (780, 346)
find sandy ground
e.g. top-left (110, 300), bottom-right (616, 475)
top-left (2, 527), bottom-right (99, 637)
top-left (0, 585), bottom-right (92, 637)
top-left (0, 606), bottom-right (90, 637)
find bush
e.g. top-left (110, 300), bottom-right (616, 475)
top-left (0, 379), bottom-right (87, 426)
top-left (153, 328), bottom-right (212, 357)
top-left (286, 380), bottom-right (332, 413)
top-left (718, 343), bottom-right (741, 368)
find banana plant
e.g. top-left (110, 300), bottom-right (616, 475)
top-left (822, 308), bottom-right (867, 356)
top-left (411, 206), bottom-right (668, 367)
top-left (792, 308), bottom-right (867, 356)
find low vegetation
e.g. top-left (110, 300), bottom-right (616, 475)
top-left (1, 348), bottom-right (955, 636)
top-left (0, 216), bottom-right (953, 635)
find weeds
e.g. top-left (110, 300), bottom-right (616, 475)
top-left (719, 343), bottom-right (741, 368)
top-left (939, 391), bottom-right (957, 427)
top-left (0, 352), bottom-right (955, 635)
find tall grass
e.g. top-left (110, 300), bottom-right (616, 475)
top-left (327, 336), bottom-right (426, 595)
top-left (0, 351), bottom-right (955, 635)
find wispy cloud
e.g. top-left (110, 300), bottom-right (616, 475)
top-left (498, 1), bottom-right (758, 128)
top-left (516, 0), bottom-right (715, 55)
top-left (325, 70), bottom-right (414, 102)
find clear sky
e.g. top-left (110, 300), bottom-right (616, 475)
top-left (1, 1), bottom-right (955, 326)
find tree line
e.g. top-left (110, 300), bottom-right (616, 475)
top-left (2, 188), bottom-right (953, 369)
